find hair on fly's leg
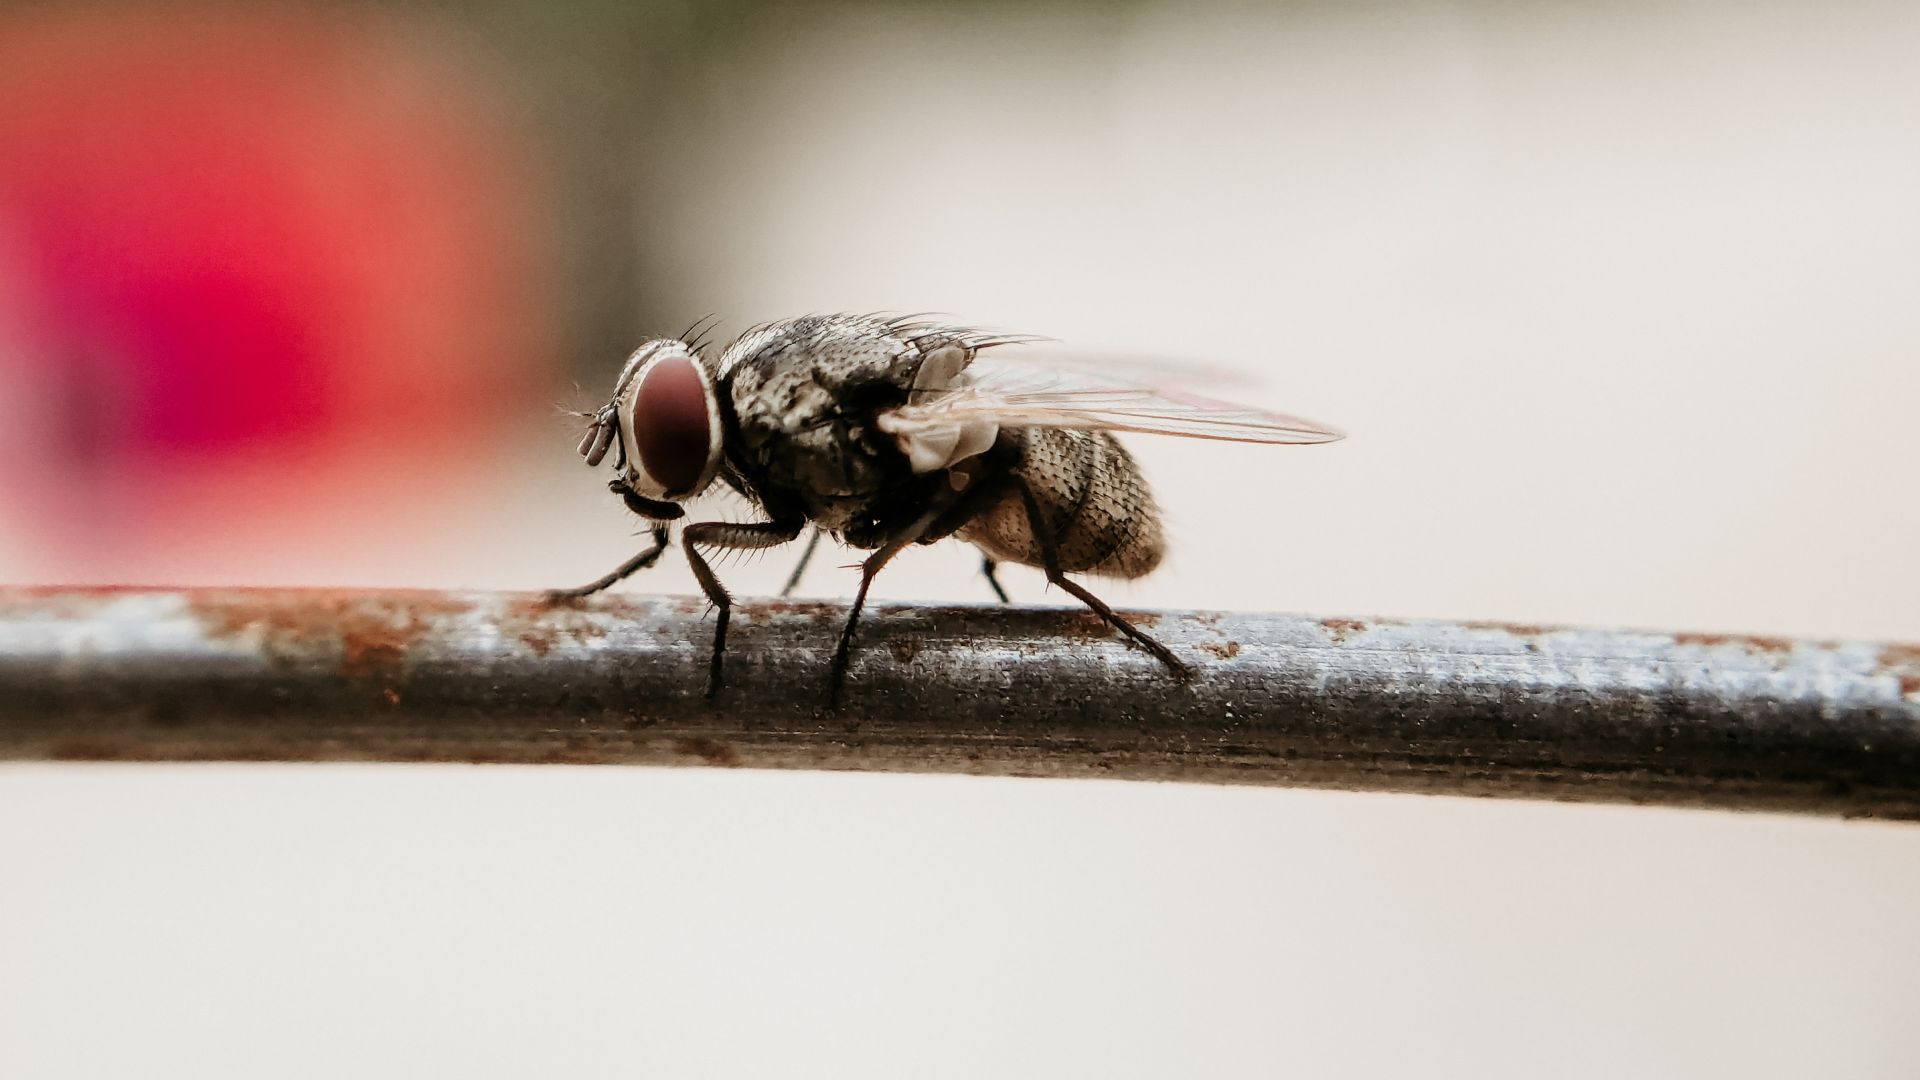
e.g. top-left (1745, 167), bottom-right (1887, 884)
top-left (681, 516), bottom-right (806, 699)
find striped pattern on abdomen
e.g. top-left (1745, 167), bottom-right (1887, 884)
top-left (957, 428), bottom-right (1164, 579)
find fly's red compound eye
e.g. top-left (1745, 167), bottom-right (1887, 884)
top-left (633, 356), bottom-right (709, 492)
top-left (616, 347), bottom-right (721, 500)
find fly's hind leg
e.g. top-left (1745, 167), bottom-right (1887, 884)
top-left (683, 517), bottom-right (805, 699)
top-left (1015, 481), bottom-right (1191, 680)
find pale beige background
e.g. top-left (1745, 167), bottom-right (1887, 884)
top-left (4, 1), bottom-right (1920, 1076)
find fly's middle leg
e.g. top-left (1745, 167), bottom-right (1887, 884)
top-left (779, 528), bottom-right (824, 598)
top-left (683, 517), bottom-right (805, 699)
top-left (828, 500), bottom-right (953, 706)
top-left (979, 555), bottom-right (1011, 603)
top-left (1015, 480), bottom-right (1191, 680)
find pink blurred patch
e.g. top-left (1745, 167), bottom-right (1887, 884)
top-left (0, 5), bottom-right (552, 581)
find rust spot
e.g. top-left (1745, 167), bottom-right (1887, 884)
top-left (1674, 632), bottom-right (1792, 655)
top-left (888, 635), bottom-right (923, 664)
top-left (1881, 644), bottom-right (1920, 699)
top-left (743, 599), bottom-right (844, 628)
top-left (1321, 617), bottom-right (1368, 643)
top-left (1045, 606), bottom-right (1164, 643)
top-left (192, 591), bottom-right (469, 702)
top-left (499, 594), bottom-right (609, 657)
top-left (195, 592), bottom-right (468, 647)
top-left (672, 736), bottom-right (741, 767)
top-left (1058, 609), bottom-right (1126, 641)
top-left (1199, 640), bottom-right (1242, 660)
top-left (339, 633), bottom-right (409, 688)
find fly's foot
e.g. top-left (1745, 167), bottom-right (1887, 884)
top-left (1142, 636), bottom-right (1195, 682)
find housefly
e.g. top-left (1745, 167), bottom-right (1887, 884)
top-left (548, 313), bottom-right (1342, 703)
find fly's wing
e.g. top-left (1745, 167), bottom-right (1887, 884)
top-left (875, 354), bottom-right (1343, 473)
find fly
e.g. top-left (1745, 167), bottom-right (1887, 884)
top-left (547, 313), bottom-right (1343, 704)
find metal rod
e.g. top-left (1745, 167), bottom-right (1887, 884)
top-left (1, 587), bottom-right (1916, 819)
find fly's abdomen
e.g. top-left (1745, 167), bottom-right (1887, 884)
top-left (959, 428), bottom-right (1164, 579)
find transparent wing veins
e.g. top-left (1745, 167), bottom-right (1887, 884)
top-left (886, 357), bottom-right (1344, 446)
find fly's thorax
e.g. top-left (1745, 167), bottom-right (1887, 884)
top-left (720, 321), bottom-right (930, 524)
top-left (958, 427), bottom-right (1165, 579)
top-left (712, 312), bottom-right (1034, 537)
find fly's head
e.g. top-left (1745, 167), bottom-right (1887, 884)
top-left (575, 338), bottom-right (724, 513)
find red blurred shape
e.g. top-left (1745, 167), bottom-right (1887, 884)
top-left (0, 6), bottom-right (552, 579)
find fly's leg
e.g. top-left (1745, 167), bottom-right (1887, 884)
top-left (610, 478), bottom-right (687, 522)
top-left (683, 517), bottom-right (805, 699)
top-left (545, 479), bottom-right (685, 602)
top-left (779, 528), bottom-right (824, 598)
top-left (1016, 481), bottom-right (1191, 679)
top-left (828, 504), bottom-right (950, 707)
top-left (546, 523), bottom-right (671, 602)
top-left (979, 555), bottom-right (1011, 604)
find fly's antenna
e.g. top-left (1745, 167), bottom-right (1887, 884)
top-left (575, 404), bottom-right (619, 466)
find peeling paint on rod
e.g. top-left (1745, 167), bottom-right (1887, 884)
top-left (1, 587), bottom-right (1917, 819)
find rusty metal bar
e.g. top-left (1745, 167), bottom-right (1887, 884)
top-left (1, 587), bottom-right (1917, 819)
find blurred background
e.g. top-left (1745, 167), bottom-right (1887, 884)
top-left (2, 1), bottom-right (1918, 1076)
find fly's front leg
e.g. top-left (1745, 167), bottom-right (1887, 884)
top-left (545, 481), bottom-right (685, 602)
top-left (683, 517), bottom-right (805, 698)
top-left (546, 523), bottom-right (671, 602)
top-left (1016, 481), bottom-right (1191, 680)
